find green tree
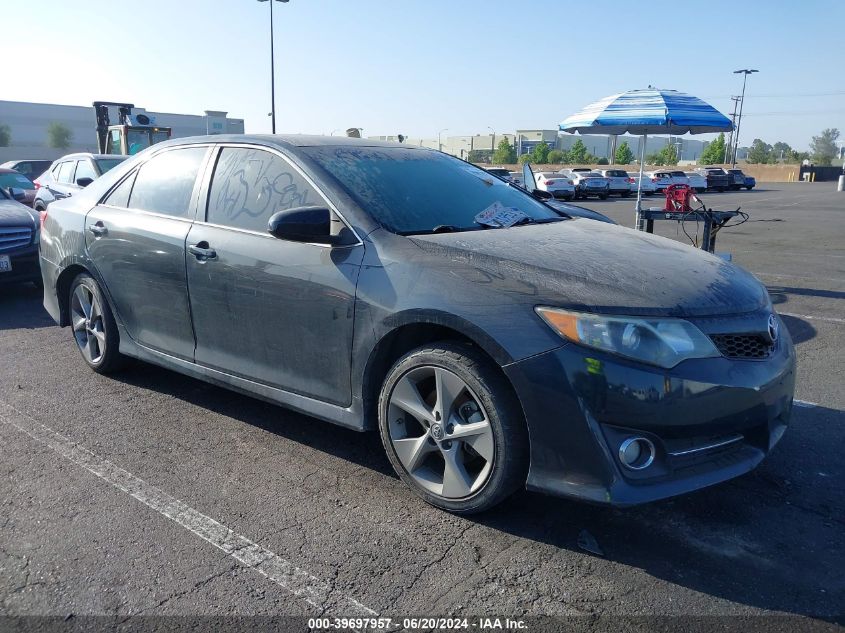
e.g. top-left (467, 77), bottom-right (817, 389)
top-left (698, 133), bottom-right (726, 165)
top-left (646, 144), bottom-right (678, 166)
top-left (467, 149), bottom-right (489, 163)
top-left (531, 141), bottom-right (551, 164)
top-left (615, 141), bottom-right (635, 164)
top-left (47, 121), bottom-right (73, 149)
top-left (568, 139), bottom-right (588, 164)
top-left (597, 157), bottom-right (609, 165)
top-left (0, 123), bottom-right (10, 147)
top-left (517, 154), bottom-right (531, 164)
top-left (746, 138), bottom-right (773, 164)
top-left (809, 128), bottom-right (839, 166)
top-left (547, 149), bottom-right (565, 164)
top-left (772, 141), bottom-right (792, 161)
top-left (491, 138), bottom-right (517, 164)
top-left (786, 149), bottom-right (810, 164)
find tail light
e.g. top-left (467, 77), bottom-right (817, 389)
top-left (627, 177), bottom-right (635, 183)
top-left (651, 177), bottom-right (658, 183)
top-left (33, 181), bottom-right (41, 190)
top-left (544, 180), bottom-right (555, 185)
top-left (39, 209), bottom-right (47, 230)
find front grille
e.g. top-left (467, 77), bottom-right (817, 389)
top-left (0, 227), bottom-right (33, 252)
top-left (710, 333), bottom-right (774, 359)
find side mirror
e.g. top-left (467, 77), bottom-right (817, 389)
top-left (76, 177), bottom-right (94, 188)
top-left (522, 161), bottom-right (535, 194)
top-left (268, 206), bottom-right (351, 246)
top-left (532, 189), bottom-right (552, 200)
top-left (9, 187), bottom-right (27, 202)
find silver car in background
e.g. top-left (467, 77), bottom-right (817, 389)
top-left (561, 170), bottom-right (610, 200)
top-left (685, 172), bottom-right (708, 192)
top-left (534, 172), bottom-right (575, 200)
top-left (596, 169), bottom-right (633, 197)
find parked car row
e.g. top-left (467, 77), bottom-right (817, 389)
top-left (486, 165), bottom-right (757, 198)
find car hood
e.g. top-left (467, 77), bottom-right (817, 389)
top-left (0, 198), bottom-right (37, 228)
top-left (409, 219), bottom-right (769, 318)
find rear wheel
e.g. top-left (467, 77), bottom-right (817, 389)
top-left (599, 192), bottom-right (609, 200)
top-left (378, 343), bottom-right (528, 514)
top-left (69, 273), bottom-right (125, 373)
top-left (746, 185), bottom-right (753, 190)
top-left (621, 190), bottom-right (631, 198)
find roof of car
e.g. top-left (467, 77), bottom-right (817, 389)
top-left (156, 134), bottom-right (427, 151)
top-left (52, 153), bottom-right (126, 161)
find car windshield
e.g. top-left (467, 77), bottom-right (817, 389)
top-left (303, 146), bottom-right (562, 234)
top-left (0, 173), bottom-right (35, 190)
top-left (95, 158), bottom-right (127, 174)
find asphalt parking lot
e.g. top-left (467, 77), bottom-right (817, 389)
top-left (0, 183), bottom-right (843, 629)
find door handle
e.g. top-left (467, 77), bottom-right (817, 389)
top-left (189, 242), bottom-right (217, 260)
top-left (88, 222), bottom-right (108, 236)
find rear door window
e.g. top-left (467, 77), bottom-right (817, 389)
top-left (75, 160), bottom-right (97, 183)
top-left (128, 147), bottom-right (207, 218)
top-left (103, 173), bottom-right (136, 208)
top-left (56, 161), bottom-right (76, 184)
top-left (206, 147), bottom-right (323, 232)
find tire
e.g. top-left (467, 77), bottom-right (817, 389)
top-left (717, 187), bottom-right (727, 192)
top-left (378, 342), bottom-right (528, 514)
top-left (621, 191), bottom-right (631, 198)
top-left (746, 185), bottom-right (753, 190)
top-left (68, 273), bottom-right (126, 374)
top-left (599, 193), bottom-right (609, 200)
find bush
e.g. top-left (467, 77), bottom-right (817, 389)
top-left (597, 157), bottom-right (609, 165)
top-left (547, 149), bottom-right (565, 164)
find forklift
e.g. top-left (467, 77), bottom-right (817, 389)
top-left (93, 101), bottom-right (172, 156)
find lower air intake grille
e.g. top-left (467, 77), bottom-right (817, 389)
top-left (710, 333), bottom-right (774, 359)
top-left (0, 226), bottom-right (33, 252)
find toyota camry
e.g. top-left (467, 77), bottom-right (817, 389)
top-left (38, 135), bottom-right (796, 514)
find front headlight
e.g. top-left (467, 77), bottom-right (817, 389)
top-left (535, 307), bottom-right (720, 369)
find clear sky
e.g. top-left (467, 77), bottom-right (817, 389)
top-left (3, 0), bottom-right (843, 150)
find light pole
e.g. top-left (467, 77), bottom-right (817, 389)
top-left (724, 96), bottom-right (741, 164)
top-left (732, 69), bottom-right (758, 166)
top-left (438, 128), bottom-right (448, 152)
top-left (674, 140), bottom-right (683, 162)
top-left (487, 126), bottom-right (495, 163)
top-left (258, 0), bottom-right (289, 134)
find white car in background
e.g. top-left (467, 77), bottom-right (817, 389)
top-left (534, 171), bottom-right (575, 200)
top-left (561, 170), bottom-right (611, 200)
top-left (685, 171), bottom-right (707, 192)
top-left (629, 174), bottom-right (657, 196)
top-left (645, 171), bottom-right (673, 192)
top-left (596, 169), bottom-right (633, 197)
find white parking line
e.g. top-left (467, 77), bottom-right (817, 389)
top-left (779, 312), bottom-right (845, 325)
top-left (0, 400), bottom-right (377, 618)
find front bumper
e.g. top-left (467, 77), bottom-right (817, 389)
top-left (504, 313), bottom-right (796, 505)
top-left (0, 245), bottom-right (41, 285)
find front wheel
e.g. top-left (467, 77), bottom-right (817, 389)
top-left (69, 273), bottom-right (126, 373)
top-left (378, 343), bottom-right (528, 514)
top-left (599, 192), bottom-right (609, 200)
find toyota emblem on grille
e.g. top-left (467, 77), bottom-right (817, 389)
top-left (766, 314), bottom-right (779, 343)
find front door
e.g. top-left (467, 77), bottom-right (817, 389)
top-left (86, 146), bottom-right (210, 360)
top-left (185, 145), bottom-right (363, 406)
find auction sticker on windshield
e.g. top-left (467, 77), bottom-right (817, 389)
top-left (475, 202), bottom-right (528, 228)
top-left (0, 255), bottom-right (11, 273)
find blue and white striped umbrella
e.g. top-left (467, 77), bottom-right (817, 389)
top-left (560, 88), bottom-right (733, 136)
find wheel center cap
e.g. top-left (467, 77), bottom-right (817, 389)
top-left (430, 423), bottom-right (444, 441)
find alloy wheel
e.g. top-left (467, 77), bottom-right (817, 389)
top-left (71, 284), bottom-right (106, 364)
top-left (387, 366), bottom-right (495, 499)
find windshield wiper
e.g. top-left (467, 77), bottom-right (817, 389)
top-left (432, 224), bottom-right (461, 233)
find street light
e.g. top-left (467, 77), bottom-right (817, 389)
top-left (257, 0), bottom-right (289, 134)
top-left (487, 126), bottom-right (495, 163)
top-left (731, 69), bottom-right (758, 166)
top-left (438, 128), bottom-right (448, 152)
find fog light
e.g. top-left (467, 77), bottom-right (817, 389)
top-left (618, 437), bottom-right (655, 470)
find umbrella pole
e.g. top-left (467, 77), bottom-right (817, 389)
top-left (635, 133), bottom-right (647, 229)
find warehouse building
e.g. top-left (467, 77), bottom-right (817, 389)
top-left (0, 100), bottom-right (244, 162)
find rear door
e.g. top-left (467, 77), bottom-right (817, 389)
top-left (185, 144), bottom-right (364, 405)
top-left (85, 145), bottom-right (211, 360)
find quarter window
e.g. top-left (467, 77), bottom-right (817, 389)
top-left (104, 173), bottom-right (136, 208)
top-left (206, 147), bottom-right (321, 232)
top-left (128, 147), bottom-right (207, 218)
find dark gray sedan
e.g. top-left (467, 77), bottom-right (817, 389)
top-left (39, 135), bottom-right (796, 514)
